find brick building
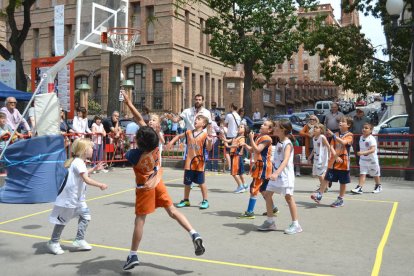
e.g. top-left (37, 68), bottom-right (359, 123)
top-left (9, 0), bottom-right (231, 115)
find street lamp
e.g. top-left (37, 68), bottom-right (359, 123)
top-left (78, 83), bottom-right (91, 111)
top-left (121, 79), bottom-right (134, 118)
top-left (386, 0), bottom-right (414, 180)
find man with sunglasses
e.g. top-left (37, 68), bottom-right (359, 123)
top-left (0, 97), bottom-right (32, 138)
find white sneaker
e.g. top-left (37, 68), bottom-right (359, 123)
top-left (72, 239), bottom-right (92, 250)
top-left (284, 223), bottom-right (303, 235)
top-left (47, 241), bottom-right (64, 255)
top-left (233, 186), bottom-right (246, 194)
top-left (351, 186), bottom-right (363, 194)
top-left (258, 220), bottom-right (277, 231)
top-left (372, 185), bottom-right (382, 194)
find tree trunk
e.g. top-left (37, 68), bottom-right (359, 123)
top-left (13, 51), bottom-right (27, 91)
top-left (107, 53), bottom-right (121, 117)
top-left (243, 61), bottom-right (254, 118)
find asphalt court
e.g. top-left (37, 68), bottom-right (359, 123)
top-left (1, 168), bottom-right (413, 275)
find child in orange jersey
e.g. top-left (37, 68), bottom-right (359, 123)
top-left (220, 124), bottom-right (250, 193)
top-left (166, 115), bottom-right (213, 209)
top-left (238, 120), bottom-right (275, 219)
top-left (122, 107), bottom-right (205, 271)
top-left (311, 116), bottom-right (353, 208)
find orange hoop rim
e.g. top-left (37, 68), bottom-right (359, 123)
top-left (108, 27), bottom-right (141, 36)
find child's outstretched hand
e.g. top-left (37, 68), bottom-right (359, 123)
top-left (94, 161), bottom-right (107, 171)
top-left (165, 142), bottom-right (173, 151)
top-left (270, 172), bottom-right (279, 181)
top-left (100, 183), bottom-right (108, 190)
top-left (121, 90), bottom-right (130, 103)
top-left (249, 131), bottom-right (255, 140)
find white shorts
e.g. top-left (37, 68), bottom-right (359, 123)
top-left (49, 205), bottom-right (91, 225)
top-left (312, 164), bottom-right (327, 177)
top-left (359, 163), bottom-right (381, 176)
top-left (266, 179), bottom-right (294, 195)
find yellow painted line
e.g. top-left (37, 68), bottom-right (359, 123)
top-left (0, 177), bottom-right (183, 225)
top-left (0, 229), bottom-right (332, 276)
top-left (371, 202), bottom-right (399, 276)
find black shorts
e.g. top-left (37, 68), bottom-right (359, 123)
top-left (324, 169), bottom-right (350, 184)
top-left (183, 170), bottom-right (205, 185)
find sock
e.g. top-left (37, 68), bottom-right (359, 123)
top-left (292, 220), bottom-right (299, 226)
top-left (266, 217), bottom-right (274, 223)
top-left (129, 250), bottom-right (137, 257)
top-left (338, 196), bottom-right (343, 200)
top-left (189, 229), bottom-right (197, 237)
top-left (247, 197), bottom-right (257, 213)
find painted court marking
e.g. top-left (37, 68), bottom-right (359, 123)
top-left (0, 175), bottom-right (399, 275)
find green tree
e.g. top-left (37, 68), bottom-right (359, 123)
top-left (202, 0), bottom-right (318, 117)
top-left (0, 0), bottom-right (36, 91)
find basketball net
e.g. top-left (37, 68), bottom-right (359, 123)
top-left (107, 28), bottom-right (140, 57)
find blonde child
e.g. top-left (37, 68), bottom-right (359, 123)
top-left (308, 124), bottom-right (330, 189)
top-left (47, 139), bottom-right (108, 255)
top-left (351, 123), bottom-right (382, 194)
top-left (311, 117), bottom-right (353, 207)
top-left (166, 115), bottom-right (213, 209)
top-left (238, 120), bottom-right (274, 219)
top-left (259, 120), bottom-right (302, 234)
top-left (220, 124), bottom-right (249, 193)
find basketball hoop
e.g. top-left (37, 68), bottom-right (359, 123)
top-left (108, 28), bottom-right (140, 57)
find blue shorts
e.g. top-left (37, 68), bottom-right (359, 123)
top-left (324, 169), bottom-right (350, 184)
top-left (184, 170), bottom-right (205, 185)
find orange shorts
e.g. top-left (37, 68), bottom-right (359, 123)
top-left (135, 180), bottom-right (173, 215)
top-left (249, 178), bottom-right (268, 196)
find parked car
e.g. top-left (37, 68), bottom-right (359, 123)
top-left (292, 112), bottom-right (310, 124)
top-left (355, 98), bottom-right (367, 107)
top-left (119, 118), bottom-right (134, 130)
top-left (373, 114), bottom-right (409, 147)
top-left (315, 101), bottom-right (333, 115)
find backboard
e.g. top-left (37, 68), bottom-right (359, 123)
top-left (76, 0), bottom-right (129, 52)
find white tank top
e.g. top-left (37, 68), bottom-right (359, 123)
top-left (312, 134), bottom-right (329, 167)
top-left (273, 138), bottom-right (294, 187)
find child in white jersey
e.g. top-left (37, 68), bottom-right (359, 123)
top-left (47, 138), bottom-right (108, 255)
top-left (308, 124), bottom-right (330, 189)
top-left (258, 120), bottom-right (302, 234)
top-left (351, 123), bottom-right (382, 194)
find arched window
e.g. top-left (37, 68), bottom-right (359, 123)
top-left (127, 63), bottom-right (146, 109)
top-left (304, 63), bottom-right (309, 71)
top-left (93, 75), bottom-right (102, 104)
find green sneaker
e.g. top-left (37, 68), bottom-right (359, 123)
top-left (237, 211), bottom-right (255, 219)
top-left (176, 200), bottom-right (190, 208)
top-left (262, 207), bottom-right (279, 216)
top-left (199, 200), bottom-right (209, 209)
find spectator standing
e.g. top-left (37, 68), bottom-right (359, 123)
top-left (91, 115), bottom-right (106, 164)
top-left (27, 102), bottom-right (36, 132)
top-left (324, 103), bottom-right (344, 135)
top-left (72, 107), bottom-right (91, 135)
top-left (210, 102), bottom-right (221, 121)
top-left (0, 97), bottom-right (32, 138)
top-left (60, 108), bottom-right (73, 149)
top-left (103, 111), bottom-right (122, 140)
top-left (224, 103), bottom-right (241, 172)
top-left (252, 108), bottom-right (261, 122)
top-left (299, 115), bottom-right (319, 158)
top-left (351, 109), bottom-right (370, 166)
top-left (0, 112), bottom-right (12, 174)
top-left (206, 113), bottom-right (220, 172)
top-left (238, 108), bottom-right (247, 126)
top-left (125, 117), bottom-right (140, 147)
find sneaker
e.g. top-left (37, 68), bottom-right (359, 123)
top-left (311, 192), bottom-right (322, 204)
top-left (257, 220), bottom-right (277, 231)
top-left (199, 200), bottom-right (209, 209)
top-left (295, 172), bottom-right (301, 177)
top-left (243, 184), bottom-right (249, 190)
top-left (284, 223), bottom-right (303, 235)
top-left (123, 254), bottom-right (139, 270)
top-left (72, 239), bottom-right (92, 250)
top-left (351, 186), bottom-right (363, 194)
top-left (176, 200), bottom-right (190, 208)
top-left (47, 241), bottom-right (64, 255)
top-left (192, 233), bottom-right (205, 256)
top-left (233, 186), bottom-right (246, 194)
top-left (262, 207), bottom-right (279, 216)
top-left (372, 185), bottom-right (382, 194)
top-left (100, 169), bottom-right (109, 173)
top-left (237, 211), bottom-right (255, 219)
top-left (330, 197), bottom-right (344, 208)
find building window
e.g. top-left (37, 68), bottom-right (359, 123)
top-left (211, 78), bottom-right (215, 106)
top-left (93, 75), bottom-right (102, 104)
top-left (275, 89), bottom-right (282, 102)
top-left (50, 27), bottom-right (55, 56)
top-left (33, 29), bottom-right (39, 58)
top-left (185, 10), bottom-right (190, 48)
top-left (132, 2), bottom-right (141, 44)
top-left (146, 6), bottom-right (155, 43)
top-left (184, 67), bottom-right (190, 106)
top-left (304, 63), bottom-right (309, 71)
top-left (75, 76), bottom-right (88, 89)
top-left (192, 73), bottom-right (196, 94)
top-left (277, 64), bottom-right (282, 70)
top-left (206, 34), bottom-right (210, 55)
top-left (64, 25), bottom-right (72, 54)
top-left (177, 69), bottom-right (182, 77)
top-left (200, 75), bottom-right (204, 97)
top-left (205, 73), bottom-right (210, 105)
top-left (289, 61), bottom-right (295, 69)
top-left (286, 89), bottom-right (292, 102)
top-left (263, 89), bottom-right (271, 102)
top-left (199, 18), bottom-right (204, 53)
top-left (127, 63), bottom-right (146, 109)
top-left (153, 70), bottom-right (163, 110)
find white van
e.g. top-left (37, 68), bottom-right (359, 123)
top-left (315, 101), bottom-right (333, 115)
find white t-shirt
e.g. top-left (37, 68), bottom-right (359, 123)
top-left (359, 135), bottom-right (379, 165)
top-left (54, 158), bottom-right (88, 209)
top-left (313, 134), bottom-right (329, 169)
top-left (180, 107), bottom-right (211, 130)
top-left (92, 123), bottom-right (105, 144)
top-left (253, 111), bottom-right (261, 121)
top-left (224, 111), bottom-right (241, 138)
top-left (271, 139), bottom-right (294, 188)
top-left (73, 116), bottom-right (91, 133)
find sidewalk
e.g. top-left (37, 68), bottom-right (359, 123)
top-left (0, 167), bottom-right (413, 275)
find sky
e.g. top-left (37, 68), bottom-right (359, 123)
top-left (319, 0), bottom-right (387, 61)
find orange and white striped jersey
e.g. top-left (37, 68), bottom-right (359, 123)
top-left (328, 132), bottom-right (353, 171)
top-left (251, 134), bottom-right (272, 179)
